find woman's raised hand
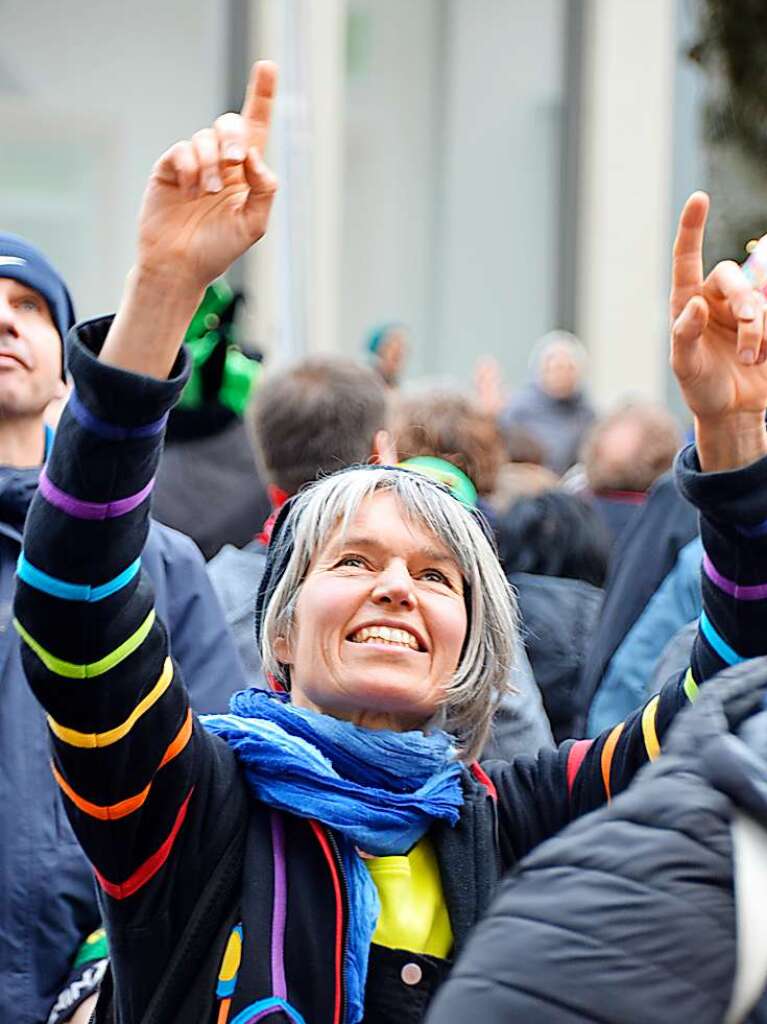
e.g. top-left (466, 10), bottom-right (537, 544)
top-left (670, 191), bottom-right (767, 470)
top-left (137, 60), bottom-right (278, 292)
top-left (101, 61), bottom-right (278, 378)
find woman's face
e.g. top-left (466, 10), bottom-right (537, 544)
top-left (274, 492), bottom-right (468, 731)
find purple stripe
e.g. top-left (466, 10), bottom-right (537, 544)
top-left (39, 468), bottom-right (154, 520)
top-left (69, 389), bottom-right (168, 440)
top-left (270, 812), bottom-right (288, 1000)
top-left (703, 552), bottom-right (767, 600)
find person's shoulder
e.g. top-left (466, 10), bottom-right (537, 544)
top-left (147, 518), bottom-right (206, 564)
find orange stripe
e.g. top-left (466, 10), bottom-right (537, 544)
top-left (95, 788), bottom-right (194, 900)
top-left (600, 722), bottom-right (624, 802)
top-left (217, 998), bottom-right (231, 1024)
top-left (51, 710), bottom-right (193, 822)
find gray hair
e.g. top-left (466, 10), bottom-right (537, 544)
top-left (528, 330), bottom-right (587, 372)
top-left (260, 467), bottom-right (518, 762)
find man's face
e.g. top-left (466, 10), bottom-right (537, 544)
top-left (0, 278), bottom-right (64, 417)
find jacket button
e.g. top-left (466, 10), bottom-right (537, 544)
top-left (401, 963), bottom-right (423, 986)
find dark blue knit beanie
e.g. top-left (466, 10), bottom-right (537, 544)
top-left (0, 233), bottom-right (75, 377)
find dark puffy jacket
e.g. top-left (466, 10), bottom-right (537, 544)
top-left (426, 658), bottom-right (767, 1024)
top-left (509, 571), bottom-right (603, 741)
top-left (0, 462), bottom-right (246, 1024)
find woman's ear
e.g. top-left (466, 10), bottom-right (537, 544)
top-left (371, 429), bottom-right (397, 466)
top-left (273, 635), bottom-right (293, 665)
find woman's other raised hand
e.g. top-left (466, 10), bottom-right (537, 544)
top-left (670, 191), bottom-right (767, 471)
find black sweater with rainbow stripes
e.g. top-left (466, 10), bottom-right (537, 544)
top-left (14, 316), bottom-right (767, 1024)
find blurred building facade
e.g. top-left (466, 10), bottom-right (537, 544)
top-left (0, 0), bottom-right (710, 410)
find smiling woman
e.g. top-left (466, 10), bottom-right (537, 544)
top-left (259, 467), bottom-right (515, 754)
top-left (15, 62), bottom-right (767, 1024)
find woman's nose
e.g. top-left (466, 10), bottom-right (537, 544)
top-left (371, 563), bottom-right (415, 608)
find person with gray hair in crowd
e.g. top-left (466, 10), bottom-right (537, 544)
top-left (501, 329), bottom-right (595, 474)
top-left (208, 358), bottom-right (553, 757)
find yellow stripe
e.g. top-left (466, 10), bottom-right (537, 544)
top-left (47, 658), bottom-right (173, 748)
top-left (641, 695), bottom-right (661, 761)
top-left (683, 667), bottom-right (699, 703)
top-left (600, 722), bottom-right (624, 801)
top-left (50, 707), bottom-right (192, 820)
top-left (14, 609), bottom-right (155, 679)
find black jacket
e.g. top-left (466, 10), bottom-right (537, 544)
top-left (426, 657), bottom-right (767, 1024)
top-left (15, 317), bottom-right (767, 1024)
top-left (509, 571), bottom-right (603, 741)
top-left (0, 459), bottom-right (246, 1024)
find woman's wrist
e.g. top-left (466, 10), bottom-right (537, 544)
top-left (99, 264), bottom-right (204, 380)
top-left (694, 412), bottom-right (767, 472)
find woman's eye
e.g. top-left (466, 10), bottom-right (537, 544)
top-left (19, 299), bottom-right (40, 312)
top-left (337, 555), bottom-right (367, 569)
top-left (421, 569), bottom-right (450, 585)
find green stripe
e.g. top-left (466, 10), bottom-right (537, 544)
top-left (73, 928), bottom-right (109, 968)
top-left (14, 609), bottom-right (155, 679)
top-left (683, 667), bottom-right (699, 703)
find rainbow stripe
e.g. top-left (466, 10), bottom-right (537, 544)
top-left (39, 467), bottom-right (154, 520)
top-left (703, 553), bottom-right (767, 601)
top-left (17, 552), bottom-right (141, 602)
top-left (68, 389), bottom-right (168, 440)
top-left (52, 709), bottom-right (191, 820)
top-left (15, 609), bottom-right (155, 679)
top-left (641, 696), bottom-right (661, 761)
top-left (683, 668), bottom-right (699, 703)
top-left (699, 609), bottom-right (744, 666)
top-left (600, 722), bottom-right (624, 801)
top-left (94, 788), bottom-right (194, 900)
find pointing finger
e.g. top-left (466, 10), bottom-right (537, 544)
top-left (671, 191), bottom-right (709, 320)
top-left (240, 60), bottom-right (278, 155)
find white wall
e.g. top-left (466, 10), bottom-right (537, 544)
top-left (340, 0), bottom-right (443, 374)
top-left (434, 0), bottom-right (567, 389)
top-left (0, 0), bottom-right (227, 318)
top-left (576, 0), bottom-right (675, 407)
top-left (339, 0), bottom-right (568, 387)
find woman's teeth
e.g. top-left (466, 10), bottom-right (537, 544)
top-left (349, 625), bottom-right (420, 650)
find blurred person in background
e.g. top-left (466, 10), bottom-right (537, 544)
top-left (588, 535), bottom-right (703, 734)
top-left (489, 424), bottom-right (560, 510)
top-left (14, 80), bottom-right (767, 1024)
top-left (0, 236), bottom-right (246, 1024)
top-left (580, 401), bottom-right (683, 548)
top-left (500, 330), bottom-right (596, 475)
top-left (152, 280), bottom-right (271, 559)
top-left (366, 322), bottom-right (409, 388)
top-left (576, 469), bottom-right (699, 735)
top-left (495, 490), bottom-right (609, 741)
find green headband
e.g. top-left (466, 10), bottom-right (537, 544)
top-left (398, 456), bottom-right (478, 507)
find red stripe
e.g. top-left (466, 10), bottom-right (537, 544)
top-left (94, 788), bottom-right (194, 900)
top-left (469, 762), bottom-right (498, 801)
top-left (309, 821), bottom-right (343, 1024)
top-left (566, 740), bottom-right (592, 797)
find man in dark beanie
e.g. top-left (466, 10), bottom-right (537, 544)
top-left (0, 234), bottom-right (248, 1023)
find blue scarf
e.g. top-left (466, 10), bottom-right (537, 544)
top-left (202, 689), bottom-right (463, 1024)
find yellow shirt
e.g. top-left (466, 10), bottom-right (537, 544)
top-left (364, 838), bottom-right (453, 958)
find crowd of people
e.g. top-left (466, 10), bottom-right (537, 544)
top-left (5, 60), bottom-right (767, 1024)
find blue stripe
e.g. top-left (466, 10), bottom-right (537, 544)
top-left (229, 999), bottom-right (307, 1024)
top-left (17, 552), bottom-right (141, 602)
top-left (68, 389), bottom-right (168, 440)
top-left (699, 609), bottom-right (744, 666)
top-left (736, 518), bottom-right (767, 538)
